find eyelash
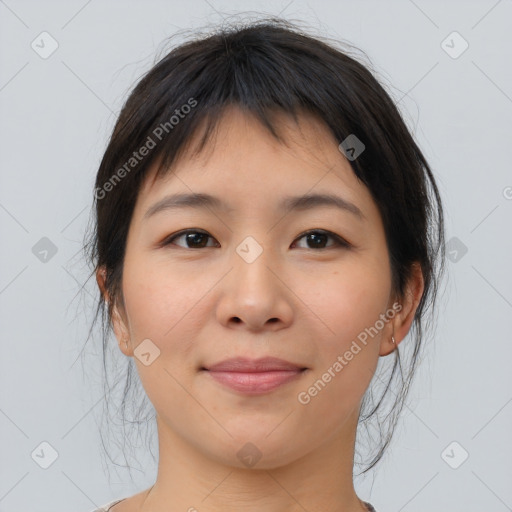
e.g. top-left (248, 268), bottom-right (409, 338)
top-left (161, 229), bottom-right (351, 251)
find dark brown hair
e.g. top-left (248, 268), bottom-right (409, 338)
top-left (82, 16), bottom-right (446, 480)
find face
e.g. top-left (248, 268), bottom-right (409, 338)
top-left (103, 107), bottom-right (417, 470)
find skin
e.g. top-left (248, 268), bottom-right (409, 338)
top-left (97, 106), bottom-right (424, 512)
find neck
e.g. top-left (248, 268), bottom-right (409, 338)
top-left (140, 411), bottom-right (368, 512)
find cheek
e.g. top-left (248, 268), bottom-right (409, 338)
top-left (303, 259), bottom-right (391, 349)
top-left (123, 256), bottom-right (191, 329)
top-left (122, 261), bottom-right (202, 412)
top-left (296, 268), bottom-right (388, 425)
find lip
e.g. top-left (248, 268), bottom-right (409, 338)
top-left (203, 356), bottom-right (306, 372)
top-left (201, 357), bottom-right (308, 395)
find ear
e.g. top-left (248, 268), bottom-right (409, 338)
top-left (95, 266), bottom-right (133, 357)
top-left (380, 262), bottom-right (425, 356)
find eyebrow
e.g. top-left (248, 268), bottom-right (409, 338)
top-left (143, 192), bottom-right (365, 221)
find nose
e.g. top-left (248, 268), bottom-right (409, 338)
top-left (215, 243), bottom-right (294, 332)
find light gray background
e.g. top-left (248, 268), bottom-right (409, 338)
top-left (1, 1), bottom-right (511, 511)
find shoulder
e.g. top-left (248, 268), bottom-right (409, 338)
top-left (90, 488), bottom-right (151, 511)
top-left (88, 498), bottom-right (126, 512)
top-left (91, 497), bottom-right (376, 512)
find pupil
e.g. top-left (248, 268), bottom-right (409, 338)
top-left (188, 233), bottom-right (206, 247)
top-left (309, 233), bottom-right (326, 248)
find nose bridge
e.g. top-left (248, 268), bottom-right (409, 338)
top-left (215, 232), bottom-right (293, 330)
top-left (232, 234), bottom-right (276, 292)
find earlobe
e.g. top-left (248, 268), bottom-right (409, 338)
top-left (379, 328), bottom-right (398, 357)
top-left (96, 266), bottom-right (132, 357)
top-left (111, 304), bottom-right (132, 356)
top-left (96, 266), bottom-right (108, 301)
top-left (380, 263), bottom-right (425, 357)
top-left (118, 335), bottom-right (133, 357)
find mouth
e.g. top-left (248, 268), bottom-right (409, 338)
top-left (200, 357), bottom-right (308, 395)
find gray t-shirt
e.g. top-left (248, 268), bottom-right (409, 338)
top-left (91, 498), bottom-right (377, 511)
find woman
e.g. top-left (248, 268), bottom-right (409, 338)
top-left (85, 16), bottom-right (445, 512)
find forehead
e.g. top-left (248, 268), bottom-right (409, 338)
top-left (134, 107), bottom-right (379, 223)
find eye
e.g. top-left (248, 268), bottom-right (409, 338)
top-left (291, 229), bottom-right (351, 250)
top-left (162, 229), bottom-right (350, 250)
top-left (162, 229), bottom-right (219, 249)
